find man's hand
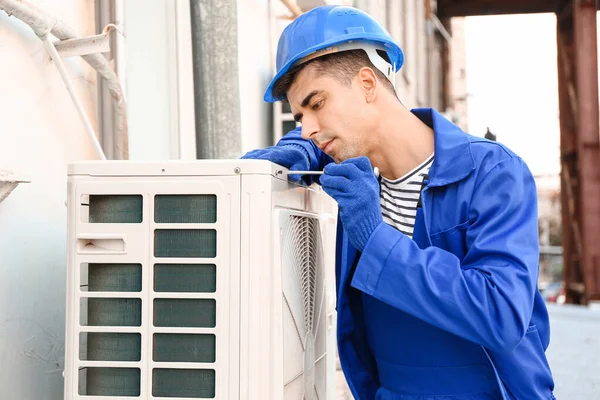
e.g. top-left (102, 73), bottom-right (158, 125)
top-left (241, 144), bottom-right (310, 182)
top-left (320, 156), bottom-right (383, 251)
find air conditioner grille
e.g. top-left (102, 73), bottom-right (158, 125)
top-left (288, 215), bottom-right (320, 334)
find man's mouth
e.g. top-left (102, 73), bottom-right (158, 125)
top-left (320, 139), bottom-right (334, 153)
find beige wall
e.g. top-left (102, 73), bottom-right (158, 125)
top-left (0, 1), bottom-right (98, 399)
top-left (237, 0), bottom-right (274, 153)
top-left (449, 17), bottom-right (469, 131)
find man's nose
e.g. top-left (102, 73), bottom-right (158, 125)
top-left (300, 116), bottom-right (319, 141)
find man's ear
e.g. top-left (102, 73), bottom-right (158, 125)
top-left (357, 67), bottom-right (377, 103)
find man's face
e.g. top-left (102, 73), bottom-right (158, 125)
top-left (287, 65), bottom-right (376, 163)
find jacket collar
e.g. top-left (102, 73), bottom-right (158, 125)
top-left (411, 108), bottom-right (476, 187)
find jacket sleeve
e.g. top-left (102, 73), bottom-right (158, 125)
top-left (277, 127), bottom-right (334, 172)
top-left (350, 157), bottom-right (539, 353)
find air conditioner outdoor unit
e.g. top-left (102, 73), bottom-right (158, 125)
top-left (64, 160), bottom-right (338, 400)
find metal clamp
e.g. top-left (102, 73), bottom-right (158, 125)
top-left (53, 23), bottom-right (123, 58)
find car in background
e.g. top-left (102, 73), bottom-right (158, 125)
top-left (540, 281), bottom-right (565, 304)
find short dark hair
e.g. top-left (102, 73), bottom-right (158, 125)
top-left (271, 49), bottom-right (396, 101)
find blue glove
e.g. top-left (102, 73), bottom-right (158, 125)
top-left (320, 156), bottom-right (383, 251)
top-left (241, 144), bottom-right (310, 182)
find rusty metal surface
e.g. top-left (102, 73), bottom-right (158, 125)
top-left (557, 14), bottom-right (583, 304)
top-left (434, 0), bottom-right (600, 302)
top-left (556, 0), bottom-right (600, 304)
top-left (572, 0), bottom-right (600, 302)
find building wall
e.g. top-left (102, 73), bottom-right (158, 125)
top-left (449, 17), bottom-right (469, 131)
top-left (121, 0), bottom-right (180, 160)
top-left (122, 0), bottom-right (198, 160)
top-left (0, 2), bottom-right (98, 398)
top-left (355, 0), bottom-right (443, 109)
top-left (237, 0), bottom-right (274, 153)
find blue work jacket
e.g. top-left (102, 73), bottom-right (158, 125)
top-left (278, 108), bottom-right (555, 399)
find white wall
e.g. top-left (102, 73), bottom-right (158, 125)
top-left (121, 0), bottom-right (194, 160)
top-left (121, 0), bottom-right (269, 159)
top-left (0, 1), bottom-right (98, 398)
top-left (237, 0), bottom-right (273, 153)
top-left (449, 17), bottom-right (469, 131)
top-left (354, 0), bottom-right (448, 109)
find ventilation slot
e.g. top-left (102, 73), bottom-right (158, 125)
top-left (151, 194), bottom-right (218, 397)
top-left (79, 262), bottom-right (143, 396)
top-left (154, 195), bottom-right (217, 223)
top-left (282, 214), bottom-right (325, 400)
top-left (288, 216), bottom-right (319, 333)
top-left (84, 195), bottom-right (143, 223)
top-left (79, 367), bottom-right (141, 396)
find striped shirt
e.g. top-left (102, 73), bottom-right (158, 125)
top-left (380, 154), bottom-right (434, 238)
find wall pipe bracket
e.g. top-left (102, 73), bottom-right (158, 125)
top-left (0, 170), bottom-right (31, 204)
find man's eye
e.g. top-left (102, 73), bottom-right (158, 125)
top-left (312, 100), bottom-right (323, 110)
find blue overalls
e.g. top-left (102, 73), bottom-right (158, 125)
top-left (279, 108), bottom-right (556, 399)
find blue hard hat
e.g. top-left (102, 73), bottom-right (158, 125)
top-left (264, 5), bottom-right (404, 102)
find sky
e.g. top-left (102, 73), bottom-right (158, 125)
top-left (464, 13), bottom-right (562, 180)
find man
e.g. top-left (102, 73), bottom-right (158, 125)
top-left (243, 5), bottom-right (555, 399)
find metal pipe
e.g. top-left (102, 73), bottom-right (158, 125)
top-left (424, 0), bottom-right (432, 19)
top-left (76, 38), bottom-right (129, 160)
top-left (42, 37), bottom-right (106, 160)
top-left (0, 0), bottom-right (54, 36)
top-left (280, 0), bottom-right (303, 17)
top-left (190, 0), bottom-right (242, 159)
top-left (0, 0), bottom-right (128, 159)
top-left (429, 14), bottom-right (452, 43)
top-left (95, 0), bottom-right (128, 160)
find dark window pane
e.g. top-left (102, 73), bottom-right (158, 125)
top-left (282, 120), bottom-right (297, 135)
top-left (282, 101), bottom-right (292, 114)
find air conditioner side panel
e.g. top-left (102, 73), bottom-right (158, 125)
top-left (65, 177), bottom-right (78, 400)
top-left (269, 178), bottom-right (338, 400)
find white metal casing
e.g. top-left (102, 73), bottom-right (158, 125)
top-left (65, 159), bottom-right (338, 400)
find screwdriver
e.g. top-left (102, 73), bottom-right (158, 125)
top-left (278, 167), bottom-right (380, 178)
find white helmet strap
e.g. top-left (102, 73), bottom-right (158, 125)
top-left (294, 40), bottom-right (396, 90)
